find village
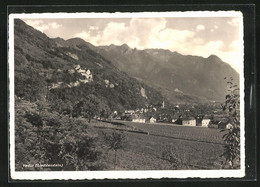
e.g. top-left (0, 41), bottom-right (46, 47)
top-left (112, 100), bottom-right (234, 129)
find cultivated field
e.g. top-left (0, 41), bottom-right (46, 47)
top-left (121, 121), bottom-right (225, 144)
top-left (92, 120), bottom-right (227, 170)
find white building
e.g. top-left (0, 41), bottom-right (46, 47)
top-left (202, 119), bottom-right (211, 127)
top-left (226, 123), bottom-right (233, 129)
top-left (182, 117), bottom-right (196, 126)
top-left (74, 64), bottom-right (80, 70)
top-left (132, 118), bottom-right (146, 123)
top-left (149, 117), bottom-right (156, 123)
top-left (125, 110), bottom-right (135, 115)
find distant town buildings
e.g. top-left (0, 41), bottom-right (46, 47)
top-left (114, 102), bottom-right (232, 129)
top-left (202, 118), bottom-right (211, 127)
top-left (132, 115), bottom-right (146, 123)
top-left (125, 110), bottom-right (135, 115)
top-left (149, 117), bottom-right (156, 123)
top-left (182, 117), bottom-right (196, 126)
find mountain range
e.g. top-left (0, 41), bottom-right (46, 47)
top-left (14, 19), bottom-right (239, 112)
top-left (54, 37), bottom-right (239, 103)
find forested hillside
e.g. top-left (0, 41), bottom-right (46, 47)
top-left (14, 19), bottom-right (163, 115)
top-left (14, 19), bottom-right (164, 171)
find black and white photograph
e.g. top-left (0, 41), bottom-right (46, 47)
top-left (9, 11), bottom-right (245, 180)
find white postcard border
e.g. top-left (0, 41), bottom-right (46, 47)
top-left (9, 11), bottom-right (245, 180)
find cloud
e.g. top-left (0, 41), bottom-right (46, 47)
top-left (209, 25), bottom-right (218, 33)
top-left (74, 18), bottom-right (195, 50)
top-left (184, 40), bottom-right (241, 72)
top-left (196, 24), bottom-right (205, 31)
top-left (75, 31), bottom-right (90, 40)
top-left (24, 20), bottom-right (62, 32)
top-left (50, 22), bottom-right (62, 29)
top-left (73, 18), bottom-right (240, 72)
top-left (148, 28), bottom-right (195, 50)
top-left (89, 26), bottom-right (98, 30)
top-left (229, 40), bottom-right (240, 51)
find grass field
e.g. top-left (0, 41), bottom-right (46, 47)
top-left (121, 121), bottom-right (225, 144)
top-left (92, 120), bottom-right (227, 170)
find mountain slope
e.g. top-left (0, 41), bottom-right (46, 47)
top-left (92, 44), bottom-right (240, 103)
top-left (14, 19), bottom-right (163, 112)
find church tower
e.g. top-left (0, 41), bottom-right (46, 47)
top-left (162, 99), bottom-right (165, 108)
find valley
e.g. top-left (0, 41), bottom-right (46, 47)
top-left (13, 18), bottom-right (240, 171)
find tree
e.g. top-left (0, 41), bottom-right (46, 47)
top-left (52, 99), bottom-right (73, 117)
top-left (73, 94), bottom-right (101, 122)
top-left (102, 130), bottom-right (127, 169)
top-left (210, 114), bottom-right (214, 120)
top-left (221, 77), bottom-right (240, 168)
top-left (161, 145), bottom-right (181, 169)
top-left (99, 103), bottom-right (111, 120)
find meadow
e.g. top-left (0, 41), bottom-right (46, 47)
top-left (121, 121), bottom-right (225, 144)
top-left (92, 120), bottom-right (227, 170)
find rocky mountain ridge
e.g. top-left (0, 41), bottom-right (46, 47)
top-left (63, 38), bottom-right (239, 103)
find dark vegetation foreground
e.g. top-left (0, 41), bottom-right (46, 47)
top-left (15, 98), bottom-right (228, 171)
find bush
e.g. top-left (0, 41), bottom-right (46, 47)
top-left (15, 99), bottom-right (103, 171)
top-left (24, 112), bottom-right (43, 127)
top-left (221, 77), bottom-right (240, 169)
top-left (161, 145), bottom-right (182, 169)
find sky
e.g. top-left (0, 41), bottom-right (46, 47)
top-left (22, 16), bottom-right (243, 72)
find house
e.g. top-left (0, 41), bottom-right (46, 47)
top-left (49, 82), bottom-right (63, 90)
top-left (172, 119), bottom-right (177, 123)
top-left (182, 117), bottom-right (196, 126)
top-left (132, 114), bottom-right (146, 123)
top-left (74, 65), bottom-right (81, 70)
top-left (218, 121), bottom-right (233, 129)
top-left (226, 123), bottom-right (233, 129)
top-left (132, 118), bottom-right (145, 123)
top-left (202, 118), bottom-right (211, 127)
top-left (125, 110), bottom-right (135, 115)
top-left (69, 81), bottom-right (80, 87)
top-left (149, 117), bottom-right (156, 123)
